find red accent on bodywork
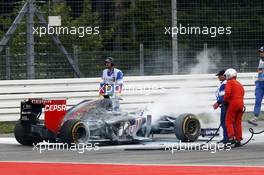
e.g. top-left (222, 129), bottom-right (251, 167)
top-left (44, 100), bottom-right (67, 134)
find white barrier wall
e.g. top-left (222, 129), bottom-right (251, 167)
top-left (0, 73), bottom-right (258, 121)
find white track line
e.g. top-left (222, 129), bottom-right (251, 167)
top-left (0, 137), bottom-right (17, 144)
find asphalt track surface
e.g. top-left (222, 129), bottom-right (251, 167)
top-left (0, 122), bottom-right (263, 167)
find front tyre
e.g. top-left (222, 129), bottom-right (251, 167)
top-left (174, 113), bottom-right (201, 142)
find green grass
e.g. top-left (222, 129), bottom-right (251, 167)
top-left (242, 112), bottom-right (264, 120)
top-left (0, 121), bottom-right (15, 134)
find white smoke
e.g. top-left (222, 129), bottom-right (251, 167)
top-left (146, 47), bottom-right (222, 128)
top-left (147, 88), bottom-right (216, 122)
top-left (190, 47), bottom-right (222, 74)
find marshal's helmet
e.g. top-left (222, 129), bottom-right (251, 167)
top-left (224, 68), bottom-right (237, 80)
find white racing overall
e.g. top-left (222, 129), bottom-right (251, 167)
top-left (101, 68), bottom-right (123, 111)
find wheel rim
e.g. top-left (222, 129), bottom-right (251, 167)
top-left (184, 117), bottom-right (200, 140)
top-left (72, 122), bottom-right (90, 143)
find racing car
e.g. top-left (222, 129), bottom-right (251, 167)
top-left (14, 96), bottom-right (218, 146)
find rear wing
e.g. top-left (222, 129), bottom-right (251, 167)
top-left (20, 98), bottom-right (67, 134)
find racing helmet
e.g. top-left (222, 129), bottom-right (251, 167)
top-left (258, 46), bottom-right (264, 53)
top-left (224, 68), bottom-right (237, 80)
top-left (104, 57), bottom-right (114, 66)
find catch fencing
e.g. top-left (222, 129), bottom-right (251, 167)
top-left (0, 1), bottom-right (263, 79)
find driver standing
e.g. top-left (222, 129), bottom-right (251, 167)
top-left (100, 57), bottom-right (123, 112)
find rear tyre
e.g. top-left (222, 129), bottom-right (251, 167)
top-left (60, 119), bottom-right (90, 144)
top-left (174, 113), bottom-right (201, 142)
top-left (14, 121), bottom-right (34, 145)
